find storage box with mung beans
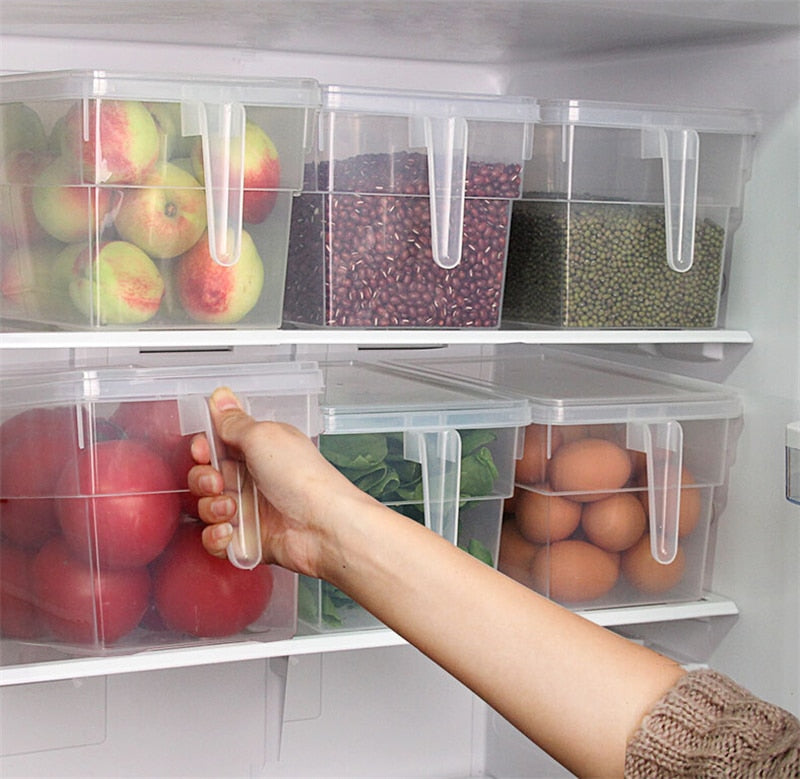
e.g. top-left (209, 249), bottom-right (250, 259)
top-left (283, 86), bottom-right (537, 328)
top-left (502, 100), bottom-right (760, 329)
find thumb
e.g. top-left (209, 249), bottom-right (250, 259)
top-left (208, 386), bottom-right (255, 450)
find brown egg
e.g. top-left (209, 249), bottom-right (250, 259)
top-left (498, 517), bottom-right (540, 586)
top-left (530, 539), bottom-right (620, 603)
top-left (581, 492), bottom-right (646, 552)
top-left (621, 535), bottom-right (686, 594)
top-left (636, 466), bottom-right (703, 538)
top-left (547, 437), bottom-right (633, 501)
top-left (515, 485), bottom-right (582, 544)
top-left (503, 487), bottom-right (520, 515)
top-left (515, 424), bottom-right (563, 485)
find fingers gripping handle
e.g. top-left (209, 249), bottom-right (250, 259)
top-left (178, 394), bottom-right (262, 569)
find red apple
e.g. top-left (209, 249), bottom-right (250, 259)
top-left (69, 240), bottom-right (165, 325)
top-left (61, 99), bottom-right (160, 185)
top-left (55, 438), bottom-right (181, 569)
top-left (32, 536), bottom-right (150, 645)
top-left (31, 156), bottom-right (114, 244)
top-left (0, 148), bottom-right (56, 243)
top-left (191, 120), bottom-right (281, 224)
top-left (114, 162), bottom-right (207, 259)
top-left (0, 406), bottom-right (83, 549)
top-left (0, 542), bottom-right (44, 639)
top-left (174, 227), bottom-right (264, 324)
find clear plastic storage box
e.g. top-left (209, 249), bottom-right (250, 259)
top-left (0, 70), bottom-right (320, 330)
top-left (787, 422), bottom-right (800, 505)
top-left (0, 361), bottom-right (323, 664)
top-left (283, 85), bottom-right (536, 328)
top-left (502, 99), bottom-right (760, 329)
top-left (298, 360), bottom-right (530, 631)
top-left (392, 348), bottom-right (743, 610)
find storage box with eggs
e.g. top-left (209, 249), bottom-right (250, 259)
top-left (390, 348), bottom-right (743, 609)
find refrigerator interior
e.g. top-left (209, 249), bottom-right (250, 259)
top-left (1, 2), bottom-right (798, 777)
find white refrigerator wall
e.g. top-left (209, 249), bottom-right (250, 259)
top-left (1, 15), bottom-right (798, 779)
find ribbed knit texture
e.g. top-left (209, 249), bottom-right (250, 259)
top-left (625, 669), bottom-right (800, 778)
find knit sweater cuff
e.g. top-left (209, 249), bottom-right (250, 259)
top-left (624, 668), bottom-right (800, 778)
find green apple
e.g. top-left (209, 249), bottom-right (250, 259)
top-left (0, 148), bottom-right (56, 243)
top-left (70, 240), bottom-right (165, 324)
top-left (0, 103), bottom-right (48, 158)
top-left (191, 120), bottom-right (281, 224)
top-left (0, 236), bottom-right (72, 317)
top-left (145, 102), bottom-right (197, 160)
top-left (61, 99), bottom-right (160, 184)
top-left (32, 157), bottom-right (114, 243)
top-left (114, 162), bottom-right (207, 260)
top-left (175, 228), bottom-right (263, 324)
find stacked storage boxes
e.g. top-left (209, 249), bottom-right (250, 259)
top-left (502, 99), bottom-right (760, 328)
top-left (0, 362), bottom-right (322, 663)
top-left (0, 70), bottom-right (320, 329)
top-left (392, 348), bottom-right (743, 610)
top-left (299, 360), bottom-right (530, 631)
top-left (283, 85), bottom-right (536, 328)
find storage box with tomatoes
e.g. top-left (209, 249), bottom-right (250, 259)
top-left (0, 361), bottom-right (323, 662)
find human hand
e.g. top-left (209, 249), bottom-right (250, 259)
top-left (187, 386), bottom-right (372, 579)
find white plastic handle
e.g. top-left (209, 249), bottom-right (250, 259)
top-left (177, 394), bottom-right (262, 569)
top-left (627, 420), bottom-right (684, 565)
top-left (181, 101), bottom-right (246, 267)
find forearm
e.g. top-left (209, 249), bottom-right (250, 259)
top-left (320, 496), bottom-right (685, 778)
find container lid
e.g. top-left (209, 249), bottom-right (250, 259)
top-left (0, 361), bottom-right (324, 410)
top-left (319, 360), bottom-right (531, 434)
top-left (390, 347), bottom-right (742, 426)
top-left (536, 98), bottom-right (760, 135)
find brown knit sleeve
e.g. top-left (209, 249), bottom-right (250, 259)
top-left (625, 668), bottom-right (800, 778)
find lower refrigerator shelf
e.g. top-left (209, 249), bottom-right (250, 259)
top-left (0, 592), bottom-right (738, 686)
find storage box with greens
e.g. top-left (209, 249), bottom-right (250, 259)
top-left (298, 360), bottom-right (530, 632)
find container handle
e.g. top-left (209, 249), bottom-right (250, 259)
top-left (409, 115), bottom-right (468, 269)
top-left (177, 394), bottom-right (263, 569)
top-left (181, 101), bottom-right (245, 267)
top-left (627, 420), bottom-right (683, 564)
top-left (404, 429), bottom-right (462, 544)
top-left (642, 127), bottom-right (699, 273)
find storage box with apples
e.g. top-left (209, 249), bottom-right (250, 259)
top-left (0, 70), bottom-right (320, 329)
top-left (0, 361), bottom-right (323, 662)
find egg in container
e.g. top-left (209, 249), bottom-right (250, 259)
top-left (390, 347), bottom-right (743, 609)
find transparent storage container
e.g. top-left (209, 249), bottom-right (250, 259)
top-left (0, 361), bottom-right (323, 664)
top-left (298, 360), bottom-right (530, 632)
top-left (283, 85), bottom-right (537, 328)
top-left (787, 422), bottom-right (800, 505)
top-left (391, 347), bottom-right (743, 610)
top-left (502, 99), bottom-right (760, 329)
top-left (0, 69), bottom-right (320, 330)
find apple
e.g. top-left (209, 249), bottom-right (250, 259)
top-left (61, 99), bottom-right (160, 185)
top-left (174, 227), bottom-right (264, 324)
top-left (0, 406), bottom-right (83, 549)
top-left (114, 162), bottom-right (207, 260)
top-left (191, 120), bottom-right (281, 224)
top-left (0, 148), bottom-right (56, 243)
top-left (0, 237), bottom-right (73, 317)
top-left (0, 103), bottom-right (48, 159)
top-left (69, 240), bottom-right (165, 325)
top-left (145, 101), bottom-right (196, 160)
top-left (32, 157), bottom-right (115, 244)
top-left (55, 437), bottom-right (181, 569)
top-left (0, 542), bottom-right (44, 639)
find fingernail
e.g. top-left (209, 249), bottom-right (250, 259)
top-left (210, 522), bottom-right (233, 541)
top-left (211, 496), bottom-right (235, 517)
top-left (211, 387), bottom-right (242, 412)
top-left (198, 474), bottom-right (217, 494)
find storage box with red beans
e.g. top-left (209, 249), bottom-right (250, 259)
top-left (283, 85), bottom-right (536, 328)
top-left (0, 70), bottom-right (320, 330)
top-left (391, 347), bottom-right (743, 610)
top-left (0, 361), bottom-right (322, 663)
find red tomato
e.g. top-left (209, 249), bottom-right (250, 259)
top-left (56, 438), bottom-right (181, 569)
top-left (0, 406), bottom-right (82, 548)
top-left (32, 536), bottom-right (150, 644)
top-left (0, 542), bottom-right (43, 639)
top-left (153, 522), bottom-right (274, 637)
